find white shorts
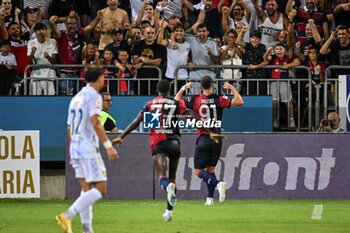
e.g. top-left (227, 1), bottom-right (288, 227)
top-left (269, 81), bottom-right (292, 102)
top-left (71, 155), bottom-right (107, 183)
top-left (30, 80), bottom-right (55, 95)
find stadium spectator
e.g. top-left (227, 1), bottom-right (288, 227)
top-left (94, 0), bottom-right (129, 51)
top-left (199, 0), bottom-right (225, 38)
top-left (139, 19), bottom-right (152, 34)
top-left (317, 111), bottom-right (346, 133)
top-left (20, 6), bottom-right (41, 40)
top-left (131, 25), bottom-right (143, 41)
top-left (80, 40), bottom-right (101, 89)
top-left (156, 14), bottom-right (181, 40)
top-left (157, 21), bottom-right (190, 88)
top-left (251, 43), bottom-right (300, 128)
top-left (220, 28), bottom-right (243, 91)
top-left (286, 0), bottom-right (330, 43)
top-left (157, 0), bottom-right (193, 21)
top-left (0, 7), bottom-right (8, 40)
top-left (251, 0), bottom-right (288, 48)
top-left (332, 0), bottom-right (350, 28)
top-left (132, 25), bottom-right (166, 95)
top-left (24, 0), bottom-right (50, 20)
top-left (101, 47), bottom-right (118, 94)
top-left (104, 26), bottom-right (133, 59)
top-left (237, 28), bottom-right (267, 95)
top-left (115, 49), bottom-right (136, 95)
top-left (221, 0), bottom-right (251, 43)
top-left (186, 23), bottom-right (220, 94)
top-left (1, 0), bottom-right (17, 26)
top-left (301, 45), bottom-right (326, 126)
top-left (101, 92), bottom-right (118, 132)
top-left (48, 0), bottom-right (78, 31)
top-left (50, 11), bottom-right (103, 95)
top-left (0, 39), bottom-right (16, 95)
top-left (175, 77), bottom-right (243, 206)
top-left (113, 79), bottom-right (190, 222)
top-left (8, 21), bottom-right (29, 87)
top-left (27, 22), bottom-right (58, 95)
top-left (135, 2), bottom-right (155, 28)
top-left (293, 17), bottom-right (323, 61)
top-left (129, 0), bottom-right (153, 22)
top-left (320, 25), bottom-right (350, 67)
top-left (56, 65), bottom-right (118, 233)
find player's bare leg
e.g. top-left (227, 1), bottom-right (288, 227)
top-left (153, 154), bottom-right (176, 221)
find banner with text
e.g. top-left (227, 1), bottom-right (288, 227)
top-left (339, 75), bottom-right (350, 132)
top-left (66, 133), bottom-right (350, 200)
top-left (0, 131), bottom-right (40, 198)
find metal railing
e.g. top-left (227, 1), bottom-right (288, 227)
top-left (23, 64), bottom-right (162, 96)
top-left (173, 65), bottom-right (313, 131)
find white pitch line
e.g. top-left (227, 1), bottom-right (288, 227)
top-left (311, 204), bottom-right (323, 220)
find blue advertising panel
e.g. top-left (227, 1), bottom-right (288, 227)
top-left (1, 96), bottom-right (272, 161)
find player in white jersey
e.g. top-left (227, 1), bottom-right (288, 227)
top-left (56, 65), bottom-right (118, 233)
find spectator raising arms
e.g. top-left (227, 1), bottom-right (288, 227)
top-left (50, 10), bottom-right (103, 95)
top-left (94, 0), bottom-right (129, 51)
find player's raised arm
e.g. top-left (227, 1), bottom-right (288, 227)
top-left (223, 82), bottom-right (244, 106)
top-left (112, 115), bottom-right (143, 145)
top-left (174, 82), bottom-right (193, 101)
top-left (92, 114), bottom-right (118, 160)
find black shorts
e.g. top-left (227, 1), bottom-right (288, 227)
top-left (194, 134), bottom-right (222, 169)
top-left (152, 139), bottom-right (181, 161)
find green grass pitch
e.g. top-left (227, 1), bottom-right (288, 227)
top-left (0, 199), bottom-right (350, 233)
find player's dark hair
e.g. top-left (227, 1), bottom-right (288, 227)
top-left (84, 65), bottom-right (104, 82)
top-left (201, 76), bottom-right (213, 89)
top-left (157, 80), bottom-right (170, 93)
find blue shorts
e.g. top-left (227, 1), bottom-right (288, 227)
top-left (194, 134), bottom-right (222, 169)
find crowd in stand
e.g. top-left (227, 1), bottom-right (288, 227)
top-left (0, 0), bottom-right (350, 127)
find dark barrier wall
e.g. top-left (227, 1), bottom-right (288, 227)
top-left (66, 133), bottom-right (350, 200)
top-left (0, 96), bottom-right (272, 161)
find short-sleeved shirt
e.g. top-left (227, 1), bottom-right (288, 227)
top-left (57, 29), bottom-right (84, 67)
top-left (184, 94), bottom-right (231, 137)
top-left (139, 96), bottom-right (187, 151)
top-left (329, 40), bottom-right (350, 66)
top-left (132, 40), bottom-right (166, 79)
top-left (67, 85), bottom-right (103, 159)
top-left (100, 110), bottom-right (117, 132)
top-left (0, 52), bottom-right (17, 66)
top-left (270, 55), bottom-right (293, 79)
top-left (185, 34), bottom-right (219, 79)
top-left (165, 39), bottom-right (190, 79)
top-left (10, 38), bottom-right (28, 74)
top-left (27, 38), bottom-right (58, 78)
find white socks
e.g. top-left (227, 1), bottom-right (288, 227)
top-left (66, 188), bottom-right (102, 219)
top-left (79, 191), bottom-right (93, 225)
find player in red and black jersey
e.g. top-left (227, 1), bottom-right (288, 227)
top-left (175, 76), bottom-right (244, 205)
top-left (113, 80), bottom-right (188, 221)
